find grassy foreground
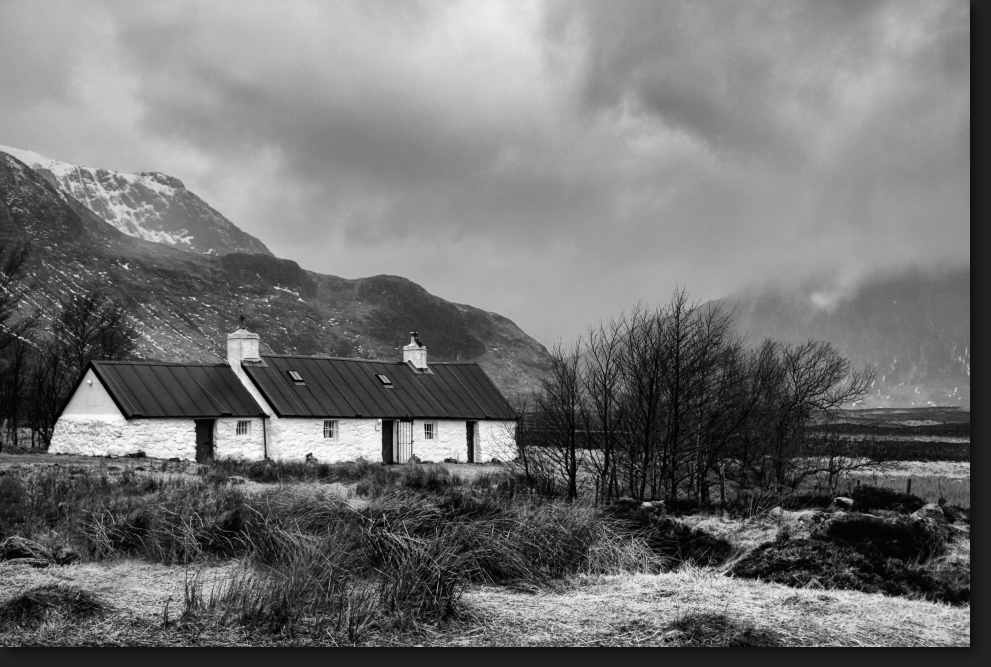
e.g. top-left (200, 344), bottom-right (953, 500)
top-left (0, 456), bottom-right (970, 646)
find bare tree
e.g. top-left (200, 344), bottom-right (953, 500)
top-left (533, 340), bottom-right (588, 501)
top-left (616, 304), bottom-right (668, 500)
top-left (580, 318), bottom-right (626, 503)
top-left (30, 286), bottom-right (138, 445)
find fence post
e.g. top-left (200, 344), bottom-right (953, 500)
top-left (906, 478), bottom-right (912, 495)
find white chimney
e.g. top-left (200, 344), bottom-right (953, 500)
top-left (228, 327), bottom-right (261, 366)
top-left (403, 331), bottom-right (427, 370)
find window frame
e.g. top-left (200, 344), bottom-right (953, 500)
top-left (236, 420), bottom-right (251, 436)
top-left (323, 419), bottom-right (339, 441)
top-left (423, 421), bottom-right (438, 441)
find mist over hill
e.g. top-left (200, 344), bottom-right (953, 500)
top-left (718, 268), bottom-right (970, 408)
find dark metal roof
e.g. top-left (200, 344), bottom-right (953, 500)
top-left (86, 361), bottom-right (265, 419)
top-left (243, 355), bottom-right (518, 420)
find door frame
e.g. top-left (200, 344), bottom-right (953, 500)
top-left (396, 418), bottom-right (414, 463)
top-left (194, 419), bottom-right (215, 464)
top-left (466, 420), bottom-right (477, 464)
top-left (381, 419), bottom-right (395, 464)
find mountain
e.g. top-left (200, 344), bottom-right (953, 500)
top-left (0, 145), bottom-right (272, 257)
top-left (0, 150), bottom-right (551, 400)
top-left (719, 269), bottom-right (970, 408)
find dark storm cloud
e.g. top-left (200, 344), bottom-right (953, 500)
top-left (0, 0), bottom-right (969, 344)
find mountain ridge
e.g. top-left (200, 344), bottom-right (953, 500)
top-left (0, 150), bottom-right (551, 400)
top-left (0, 145), bottom-right (272, 257)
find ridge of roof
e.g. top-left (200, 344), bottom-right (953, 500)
top-left (92, 360), bottom-right (230, 368)
top-left (260, 353), bottom-right (480, 366)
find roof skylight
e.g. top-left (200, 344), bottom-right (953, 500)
top-left (376, 374), bottom-right (393, 386)
top-left (287, 370), bottom-right (305, 385)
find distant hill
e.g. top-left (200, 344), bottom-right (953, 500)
top-left (718, 268), bottom-right (970, 408)
top-left (0, 150), bottom-right (551, 401)
top-left (0, 145), bottom-right (272, 256)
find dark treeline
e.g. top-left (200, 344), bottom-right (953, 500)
top-left (513, 289), bottom-right (877, 503)
top-left (0, 240), bottom-right (137, 449)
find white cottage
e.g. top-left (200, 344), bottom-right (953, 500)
top-left (49, 329), bottom-right (519, 464)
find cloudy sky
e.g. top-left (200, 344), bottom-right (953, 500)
top-left (0, 0), bottom-right (969, 346)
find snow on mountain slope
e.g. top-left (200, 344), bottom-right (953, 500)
top-left (0, 144), bottom-right (272, 256)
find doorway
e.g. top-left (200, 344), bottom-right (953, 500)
top-left (194, 419), bottom-right (215, 464)
top-left (466, 421), bottom-right (477, 463)
top-left (381, 420), bottom-right (394, 464)
top-left (397, 418), bottom-right (414, 463)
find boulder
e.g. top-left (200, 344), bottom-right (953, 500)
top-left (912, 503), bottom-right (948, 525)
top-left (0, 536), bottom-right (53, 562)
top-left (834, 497), bottom-right (854, 509)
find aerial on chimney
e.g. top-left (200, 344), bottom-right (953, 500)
top-left (403, 331), bottom-right (429, 371)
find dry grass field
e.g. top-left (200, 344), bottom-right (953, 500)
top-left (0, 438), bottom-right (970, 647)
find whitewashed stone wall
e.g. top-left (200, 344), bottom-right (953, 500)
top-left (408, 419), bottom-right (465, 463)
top-left (272, 417), bottom-right (381, 463)
top-left (399, 419), bottom-right (516, 463)
top-left (49, 416), bottom-right (196, 459)
top-left (215, 417), bottom-right (267, 461)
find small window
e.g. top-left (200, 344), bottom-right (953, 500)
top-left (236, 420), bottom-right (251, 436)
top-left (287, 370), bottom-right (305, 385)
top-left (424, 421), bottom-right (437, 440)
top-left (376, 374), bottom-right (393, 386)
top-left (323, 420), bottom-right (338, 440)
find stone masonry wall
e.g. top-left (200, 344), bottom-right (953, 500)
top-left (49, 416), bottom-right (196, 459)
top-left (215, 417), bottom-right (267, 461)
top-left (48, 414), bottom-right (517, 464)
top-left (273, 417), bottom-right (381, 463)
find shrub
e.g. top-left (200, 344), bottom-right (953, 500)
top-left (603, 503), bottom-right (734, 567)
top-left (0, 584), bottom-right (106, 629)
top-left (730, 538), bottom-right (968, 605)
top-left (779, 493), bottom-right (835, 510)
top-left (813, 513), bottom-right (948, 562)
top-left (850, 486), bottom-right (926, 513)
top-left (667, 613), bottom-right (782, 647)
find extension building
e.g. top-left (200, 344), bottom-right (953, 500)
top-left (49, 329), bottom-right (518, 464)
